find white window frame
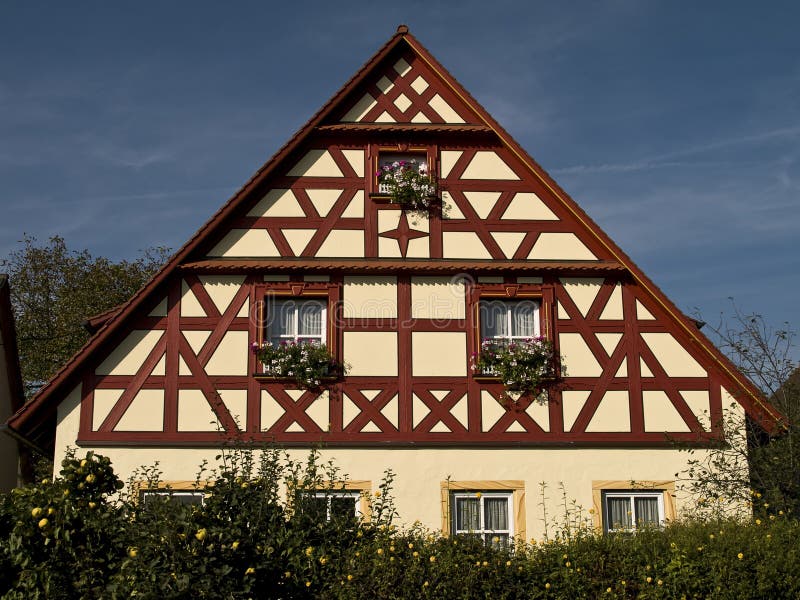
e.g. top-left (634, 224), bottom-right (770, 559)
top-left (450, 491), bottom-right (513, 546)
top-left (310, 491), bottom-right (361, 520)
top-left (266, 298), bottom-right (327, 345)
top-left (140, 489), bottom-right (205, 506)
top-left (479, 298), bottom-right (541, 344)
top-left (377, 152), bottom-right (430, 195)
top-left (602, 490), bottom-right (665, 533)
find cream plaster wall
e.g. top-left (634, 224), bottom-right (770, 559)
top-left (641, 333), bottom-right (706, 377)
top-left (410, 277), bottom-right (466, 320)
top-left (343, 331), bottom-right (398, 376)
top-left (460, 152), bottom-right (519, 180)
top-left (95, 330), bottom-right (163, 376)
top-left (342, 276), bottom-right (398, 319)
top-left (58, 442), bottom-right (714, 540)
top-left (247, 189), bottom-right (306, 218)
top-left (287, 150), bottom-right (343, 178)
top-left (207, 229), bottom-right (280, 258)
top-left (316, 230), bottom-right (365, 258)
top-left (528, 233), bottom-right (597, 261)
top-left (442, 231), bottom-right (491, 259)
top-left (559, 333), bottom-right (602, 377)
top-left (411, 332), bottom-right (467, 377)
top-left (204, 331), bottom-right (249, 376)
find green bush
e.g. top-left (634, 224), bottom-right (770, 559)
top-left (1, 449), bottom-right (800, 598)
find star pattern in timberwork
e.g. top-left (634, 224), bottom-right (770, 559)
top-left (380, 211), bottom-right (427, 257)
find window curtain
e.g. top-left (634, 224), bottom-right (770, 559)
top-left (511, 301), bottom-right (537, 337)
top-left (298, 301), bottom-right (322, 339)
top-left (484, 497), bottom-right (508, 531)
top-left (481, 301), bottom-right (508, 340)
top-left (606, 497), bottom-right (632, 530)
top-left (635, 497), bottom-right (660, 526)
top-left (455, 498), bottom-right (480, 531)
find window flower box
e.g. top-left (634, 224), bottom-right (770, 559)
top-left (471, 336), bottom-right (564, 405)
top-left (252, 341), bottom-right (347, 391)
top-left (376, 158), bottom-right (439, 218)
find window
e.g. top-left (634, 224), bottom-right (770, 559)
top-left (592, 481), bottom-right (676, 534)
top-left (266, 298), bottom-right (326, 345)
top-left (450, 491), bottom-right (513, 546)
top-left (140, 489), bottom-right (205, 506)
top-left (480, 298), bottom-right (540, 343)
top-left (374, 150), bottom-right (431, 195)
top-left (602, 491), bottom-right (664, 533)
top-left (307, 491), bottom-right (361, 522)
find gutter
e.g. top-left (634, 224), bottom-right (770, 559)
top-left (0, 423), bottom-right (49, 457)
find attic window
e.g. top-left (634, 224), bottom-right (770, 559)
top-left (371, 148), bottom-right (431, 197)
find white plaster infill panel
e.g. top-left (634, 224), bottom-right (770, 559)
top-left (560, 278), bottom-right (604, 317)
top-left (180, 280), bottom-right (206, 317)
top-left (247, 189), bottom-right (305, 218)
top-left (558, 333), bottom-right (602, 377)
top-left (410, 276), bottom-right (466, 320)
top-left (440, 151), bottom-right (463, 179)
top-left (95, 330), bottom-right (163, 376)
top-left (316, 230), bottom-right (365, 257)
top-left (207, 229), bottom-right (280, 258)
top-left (342, 276), bottom-right (398, 319)
top-left (528, 233), bottom-right (597, 260)
top-left (599, 284), bottom-right (624, 320)
top-left (204, 330), bottom-right (249, 376)
top-left (429, 94), bottom-right (466, 123)
top-left (341, 94), bottom-right (377, 122)
top-left (442, 231), bottom-right (491, 259)
top-left (586, 391), bottom-right (631, 432)
top-left (641, 333), bottom-right (706, 377)
top-left (115, 389), bottom-right (164, 432)
top-left (288, 150), bottom-right (344, 177)
top-left (411, 332), bottom-right (467, 377)
top-left (177, 389), bottom-right (220, 432)
top-left (643, 390), bottom-right (691, 432)
top-left (501, 192), bottom-right (559, 221)
top-left (460, 151), bottom-right (519, 180)
top-left (561, 390), bottom-right (590, 432)
top-left (198, 275), bottom-right (245, 315)
top-left (343, 331), bottom-right (398, 376)
top-left (93, 389), bottom-right (123, 431)
top-left (341, 150), bottom-right (365, 177)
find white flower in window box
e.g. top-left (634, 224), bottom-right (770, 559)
top-left (376, 159), bottom-right (440, 218)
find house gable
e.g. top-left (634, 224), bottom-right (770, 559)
top-left (7, 26), bottom-right (782, 454)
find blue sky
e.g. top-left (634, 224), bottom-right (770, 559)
top-left (1, 1), bottom-right (798, 354)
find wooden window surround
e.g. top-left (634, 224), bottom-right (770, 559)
top-left (440, 480), bottom-right (526, 542)
top-left (131, 479), bottom-right (210, 506)
top-left (591, 480), bottom-right (677, 533)
top-left (470, 281), bottom-right (554, 382)
top-left (253, 280), bottom-right (340, 378)
top-left (368, 143), bottom-right (437, 200)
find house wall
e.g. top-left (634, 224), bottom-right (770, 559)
top-left (0, 324), bottom-right (20, 491)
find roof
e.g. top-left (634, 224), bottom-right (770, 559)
top-left (6, 25), bottom-right (784, 449)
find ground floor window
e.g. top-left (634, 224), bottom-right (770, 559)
top-left (140, 489), bottom-right (205, 506)
top-left (450, 491), bottom-right (513, 546)
top-left (307, 491), bottom-right (362, 522)
top-left (602, 490), bottom-right (664, 532)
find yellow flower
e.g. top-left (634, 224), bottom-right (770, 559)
top-left (305, 546), bottom-right (314, 557)
top-left (738, 552), bottom-right (744, 560)
top-left (755, 519), bottom-right (762, 525)
top-left (38, 518), bottom-right (48, 529)
top-left (545, 583), bottom-right (551, 590)
top-left (423, 581), bottom-right (429, 588)
top-left (347, 574), bottom-right (353, 581)
top-left (779, 510), bottom-right (784, 516)
top-left (770, 515), bottom-right (776, 520)
top-left (305, 582), bottom-right (311, 588)
top-left (47, 507), bottom-right (56, 516)
top-left (374, 490), bottom-right (381, 498)
top-left (31, 507), bottom-right (42, 518)
top-left (88, 502), bottom-right (97, 509)
top-left (589, 508), bottom-right (595, 514)
top-left (80, 459), bottom-right (88, 468)
top-left (128, 547), bottom-right (138, 558)
top-left (429, 555), bottom-right (436, 563)
top-left (482, 561), bottom-right (488, 567)
top-left (319, 556), bottom-right (328, 565)
top-left (195, 528), bottom-right (207, 542)
top-left (565, 561), bottom-right (571, 568)
top-left (475, 492), bottom-right (482, 498)
top-left (562, 554), bottom-right (568, 559)
top-left (764, 503), bottom-right (769, 508)
top-left (657, 580), bottom-right (663, 586)
top-left (389, 546), bottom-right (395, 553)
top-left (506, 560), bottom-right (512, 567)
top-left (376, 548), bottom-right (384, 555)
top-left (709, 534), bottom-right (715, 540)
top-left (646, 577), bottom-right (652, 583)
top-left (621, 580), bottom-right (626, 586)
top-left (492, 536), bottom-right (499, 544)
top-left (389, 556), bottom-right (395, 562)
top-left (606, 588), bottom-right (612, 594)
top-left (408, 543), bottom-right (414, 549)
top-left (232, 541), bottom-right (240, 550)
top-left (85, 474), bottom-right (96, 484)
top-left (284, 571), bottom-right (291, 578)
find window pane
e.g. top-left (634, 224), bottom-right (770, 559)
top-left (298, 301), bottom-right (323, 337)
top-left (267, 301), bottom-right (295, 341)
top-left (488, 533), bottom-right (509, 548)
top-left (511, 301), bottom-right (538, 337)
top-left (330, 496), bottom-right (357, 520)
top-left (635, 497), bottom-right (660, 526)
top-left (306, 496), bottom-right (328, 520)
top-left (484, 497), bottom-right (509, 530)
top-left (455, 498), bottom-right (480, 531)
top-left (607, 497), bottom-right (632, 530)
top-left (481, 301), bottom-right (508, 339)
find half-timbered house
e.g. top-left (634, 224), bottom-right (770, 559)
top-left (6, 26), bottom-right (782, 538)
